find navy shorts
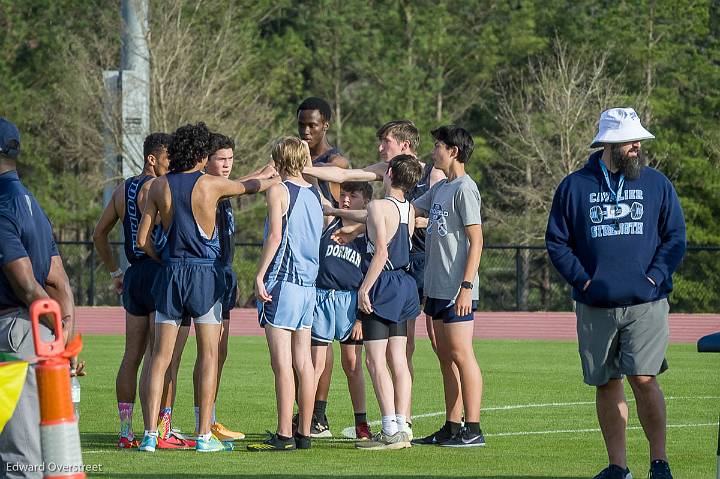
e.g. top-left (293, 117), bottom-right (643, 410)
top-left (369, 270), bottom-right (419, 323)
top-left (407, 252), bottom-right (425, 300)
top-left (221, 266), bottom-right (238, 320)
top-left (152, 259), bottom-right (225, 321)
top-left (424, 297), bottom-right (478, 323)
top-left (122, 260), bottom-right (162, 316)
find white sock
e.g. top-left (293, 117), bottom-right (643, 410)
top-left (396, 415), bottom-right (408, 433)
top-left (194, 406), bottom-right (200, 432)
top-left (199, 431), bottom-right (212, 441)
top-left (381, 416), bottom-right (398, 435)
top-left (211, 404), bottom-right (216, 425)
top-left (144, 430), bottom-right (158, 438)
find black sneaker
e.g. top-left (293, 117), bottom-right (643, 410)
top-left (247, 433), bottom-right (296, 452)
top-left (648, 460), bottom-right (672, 479)
top-left (411, 423), bottom-right (453, 445)
top-left (310, 414), bottom-right (332, 438)
top-left (294, 433), bottom-right (311, 450)
top-left (439, 426), bottom-right (485, 448)
top-left (593, 465), bottom-right (632, 479)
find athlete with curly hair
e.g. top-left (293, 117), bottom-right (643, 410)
top-left (136, 122), bottom-right (278, 453)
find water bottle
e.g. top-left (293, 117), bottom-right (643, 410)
top-left (70, 369), bottom-right (81, 419)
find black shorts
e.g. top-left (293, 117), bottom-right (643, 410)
top-left (359, 312), bottom-right (407, 341)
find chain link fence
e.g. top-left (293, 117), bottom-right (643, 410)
top-left (57, 242), bottom-right (720, 313)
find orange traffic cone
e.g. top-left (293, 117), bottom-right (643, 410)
top-left (30, 299), bottom-right (85, 479)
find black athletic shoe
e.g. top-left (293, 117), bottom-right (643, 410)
top-left (411, 423), bottom-right (453, 445)
top-left (592, 465), bottom-right (632, 479)
top-left (247, 433), bottom-right (296, 452)
top-left (310, 414), bottom-right (332, 438)
top-left (648, 460), bottom-right (672, 479)
top-left (294, 433), bottom-right (311, 450)
top-left (439, 427), bottom-right (485, 448)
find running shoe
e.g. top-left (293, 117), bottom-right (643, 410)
top-left (294, 433), bottom-right (312, 450)
top-left (411, 423), bottom-right (453, 445)
top-left (355, 430), bottom-right (411, 450)
top-left (157, 433), bottom-right (195, 450)
top-left (439, 426), bottom-right (485, 448)
top-left (118, 436), bottom-right (139, 449)
top-left (355, 422), bottom-right (372, 440)
top-left (195, 434), bottom-right (226, 452)
top-left (648, 460), bottom-right (672, 479)
top-left (592, 465), bottom-right (632, 479)
top-left (211, 422), bottom-right (245, 441)
top-left (137, 433), bottom-right (158, 452)
top-left (247, 433), bottom-right (296, 452)
top-left (310, 414), bottom-right (332, 438)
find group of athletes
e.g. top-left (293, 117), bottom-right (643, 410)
top-left (94, 97), bottom-right (485, 453)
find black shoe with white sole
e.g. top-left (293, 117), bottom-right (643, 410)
top-left (438, 427), bottom-right (485, 448)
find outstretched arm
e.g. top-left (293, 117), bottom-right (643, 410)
top-left (303, 164), bottom-right (379, 183)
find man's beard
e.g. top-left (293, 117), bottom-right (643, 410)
top-left (611, 144), bottom-right (647, 180)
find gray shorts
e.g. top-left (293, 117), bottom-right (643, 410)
top-left (155, 300), bottom-right (222, 326)
top-left (575, 299), bottom-right (669, 386)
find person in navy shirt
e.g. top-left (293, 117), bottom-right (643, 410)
top-left (0, 117), bottom-right (76, 478)
top-left (546, 108), bottom-right (685, 479)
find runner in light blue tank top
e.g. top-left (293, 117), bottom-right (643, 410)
top-left (259, 180), bottom-right (323, 330)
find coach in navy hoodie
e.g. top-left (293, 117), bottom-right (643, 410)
top-left (546, 108), bottom-right (685, 479)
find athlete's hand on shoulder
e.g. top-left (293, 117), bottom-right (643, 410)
top-left (322, 204), bottom-right (337, 217)
top-left (112, 275), bottom-right (124, 295)
top-left (358, 287), bottom-right (373, 314)
top-left (259, 164), bottom-right (278, 180)
top-left (350, 320), bottom-right (363, 341)
top-left (255, 276), bottom-right (272, 303)
top-left (455, 288), bottom-right (472, 318)
top-left (331, 224), bottom-right (363, 245)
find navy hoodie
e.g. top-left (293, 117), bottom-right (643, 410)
top-left (546, 151), bottom-right (686, 307)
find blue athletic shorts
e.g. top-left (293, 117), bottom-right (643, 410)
top-left (122, 259), bottom-right (161, 316)
top-left (312, 289), bottom-right (357, 343)
top-left (257, 280), bottom-right (315, 331)
top-left (221, 266), bottom-right (238, 320)
top-left (424, 297), bottom-right (478, 323)
top-left (152, 259), bottom-right (225, 321)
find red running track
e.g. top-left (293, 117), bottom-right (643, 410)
top-left (76, 307), bottom-right (720, 344)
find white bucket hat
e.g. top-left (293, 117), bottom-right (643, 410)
top-left (590, 107), bottom-right (655, 148)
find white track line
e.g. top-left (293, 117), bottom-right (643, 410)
top-left (487, 422), bottom-right (719, 438)
top-left (340, 396), bottom-right (720, 438)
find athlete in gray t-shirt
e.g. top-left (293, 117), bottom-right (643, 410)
top-left (414, 174), bottom-right (482, 301)
top-left (410, 125), bottom-right (485, 448)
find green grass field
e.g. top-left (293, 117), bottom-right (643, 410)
top-left (77, 336), bottom-right (718, 478)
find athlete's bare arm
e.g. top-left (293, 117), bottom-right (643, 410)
top-left (455, 224), bottom-right (483, 317)
top-left (136, 179), bottom-right (166, 262)
top-left (357, 199), bottom-right (398, 314)
top-left (254, 183), bottom-right (287, 302)
top-left (92, 184), bottom-right (125, 293)
top-left (304, 164), bottom-right (380, 183)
